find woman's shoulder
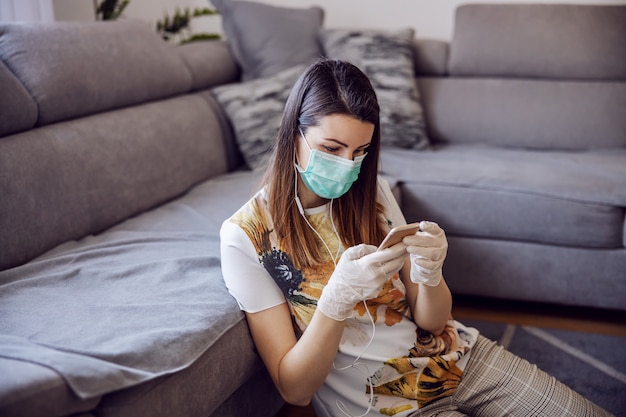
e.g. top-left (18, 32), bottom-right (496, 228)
top-left (220, 188), bottom-right (271, 242)
top-left (223, 187), bottom-right (269, 223)
top-left (376, 175), bottom-right (398, 207)
top-left (376, 175), bottom-right (406, 228)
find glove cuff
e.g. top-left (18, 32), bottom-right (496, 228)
top-left (316, 277), bottom-right (361, 321)
top-left (410, 263), bottom-right (442, 287)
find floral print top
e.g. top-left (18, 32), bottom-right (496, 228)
top-left (220, 177), bottom-right (479, 416)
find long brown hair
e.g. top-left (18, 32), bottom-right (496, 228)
top-left (264, 59), bottom-right (388, 268)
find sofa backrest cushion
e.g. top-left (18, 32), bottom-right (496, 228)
top-left (0, 21), bottom-right (193, 127)
top-left (419, 78), bottom-right (626, 149)
top-left (423, 3), bottom-right (626, 149)
top-left (413, 39), bottom-right (448, 76)
top-left (449, 4), bottom-right (626, 80)
top-left (177, 40), bottom-right (240, 91)
top-left (0, 22), bottom-right (242, 271)
top-left (0, 59), bottom-right (37, 138)
top-left (0, 60), bottom-right (37, 137)
top-left (0, 94), bottom-right (231, 271)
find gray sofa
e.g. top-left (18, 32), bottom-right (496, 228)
top-left (385, 4), bottom-right (626, 310)
top-left (0, 3), bottom-right (624, 417)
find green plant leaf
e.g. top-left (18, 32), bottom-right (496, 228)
top-left (155, 6), bottom-right (220, 44)
top-left (180, 33), bottom-right (221, 44)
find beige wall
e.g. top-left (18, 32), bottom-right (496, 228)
top-left (53, 0), bottom-right (626, 41)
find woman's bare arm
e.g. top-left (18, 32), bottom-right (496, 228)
top-left (245, 303), bottom-right (345, 406)
top-left (400, 258), bottom-right (452, 335)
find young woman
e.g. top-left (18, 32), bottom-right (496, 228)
top-left (220, 59), bottom-right (612, 417)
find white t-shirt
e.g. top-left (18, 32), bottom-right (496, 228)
top-left (220, 176), bottom-right (478, 417)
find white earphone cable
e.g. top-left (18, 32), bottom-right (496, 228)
top-left (333, 300), bottom-right (376, 417)
top-left (294, 168), bottom-right (377, 416)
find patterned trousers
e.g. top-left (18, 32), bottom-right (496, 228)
top-left (410, 335), bottom-right (614, 417)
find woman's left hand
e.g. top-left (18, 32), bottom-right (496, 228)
top-left (402, 221), bottom-right (448, 287)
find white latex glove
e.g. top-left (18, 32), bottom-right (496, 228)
top-left (317, 242), bottom-right (407, 321)
top-left (402, 221), bottom-right (448, 287)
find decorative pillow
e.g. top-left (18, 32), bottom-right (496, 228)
top-left (211, 65), bottom-right (307, 171)
top-left (212, 0), bottom-right (324, 81)
top-left (320, 28), bottom-right (430, 149)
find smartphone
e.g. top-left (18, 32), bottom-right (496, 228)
top-left (377, 222), bottom-right (421, 251)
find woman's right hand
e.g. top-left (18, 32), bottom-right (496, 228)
top-left (317, 242), bottom-right (408, 321)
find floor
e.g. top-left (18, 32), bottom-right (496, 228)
top-left (273, 295), bottom-right (626, 417)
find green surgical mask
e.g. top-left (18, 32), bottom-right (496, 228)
top-left (296, 128), bottom-right (366, 199)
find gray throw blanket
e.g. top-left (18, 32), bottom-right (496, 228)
top-left (0, 172), bottom-right (258, 399)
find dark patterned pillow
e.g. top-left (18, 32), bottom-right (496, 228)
top-left (211, 65), bottom-right (307, 171)
top-left (320, 28), bottom-right (430, 149)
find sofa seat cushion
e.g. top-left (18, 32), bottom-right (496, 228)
top-left (380, 145), bottom-right (626, 249)
top-left (96, 321), bottom-right (276, 417)
top-left (0, 170), bottom-right (261, 402)
top-left (444, 236), bottom-right (626, 310)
